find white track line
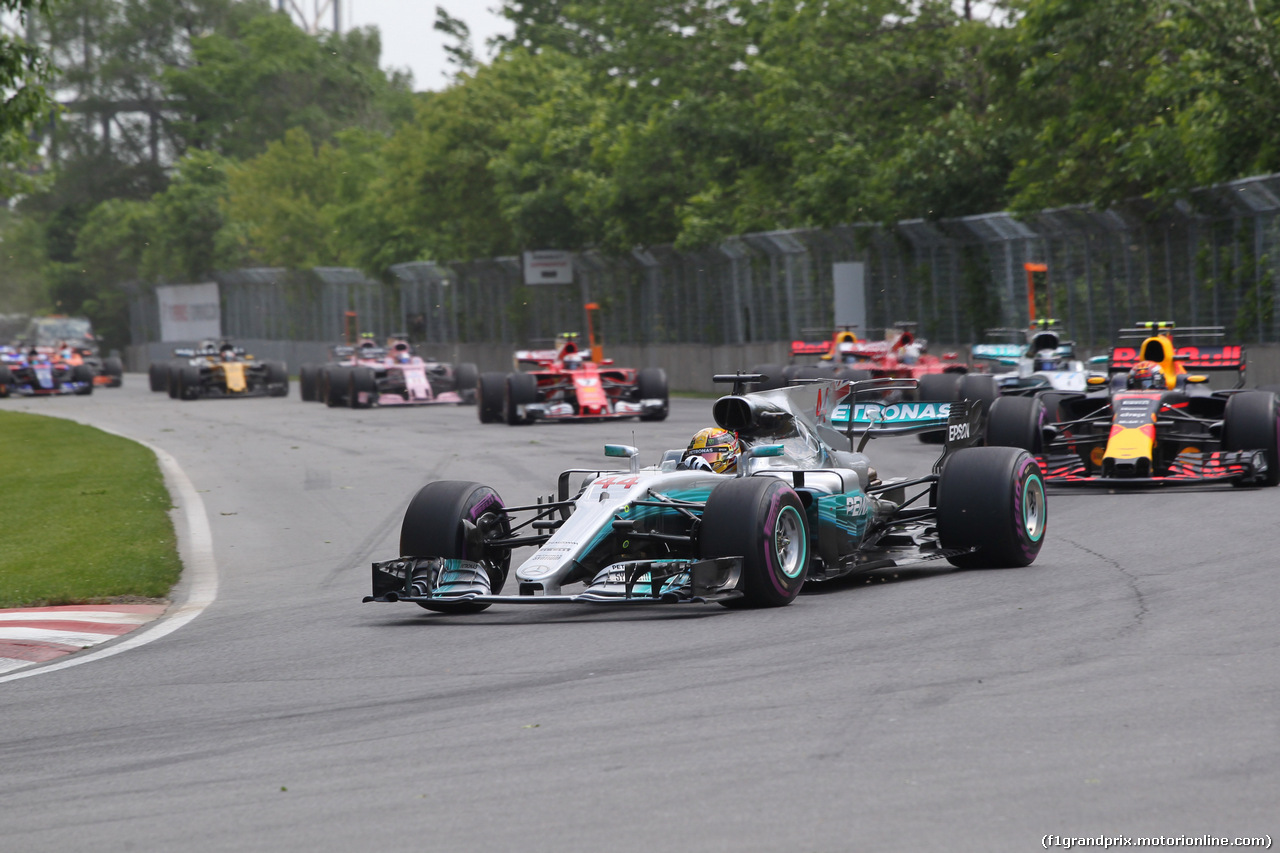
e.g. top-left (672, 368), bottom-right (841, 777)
top-left (0, 432), bottom-right (218, 684)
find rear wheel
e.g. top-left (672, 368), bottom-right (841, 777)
top-left (0, 364), bottom-right (11, 397)
top-left (1223, 390), bottom-right (1280, 487)
top-left (348, 366), bottom-right (377, 409)
top-left (985, 395), bottom-right (1047, 453)
top-left (699, 477), bottom-right (809, 608)
top-left (477, 372), bottom-right (506, 423)
top-left (937, 447), bottom-right (1046, 568)
top-left (504, 372), bottom-right (537, 425)
top-left (636, 367), bottom-right (669, 421)
top-left (401, 481), bottom-right (512, 613)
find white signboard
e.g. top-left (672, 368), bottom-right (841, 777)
top-left (157, 283), bottom-right (222, 342)
top-left (523, 250), bottom-right (574, 285)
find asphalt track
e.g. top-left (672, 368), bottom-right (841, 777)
top-left (1, 379), bottom-right (1276, 852)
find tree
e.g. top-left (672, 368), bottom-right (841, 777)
top-left (223, 127), bottom-right (380, 268)
top-left (0, 0), bottom-right (55, 197)
top-left (164, 9), bottom-right (414, 161)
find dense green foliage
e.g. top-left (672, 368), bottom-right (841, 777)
top-left (0, 411), bottom-right (181, 607)
top-left (6, 0), bottom-right (1280, 344)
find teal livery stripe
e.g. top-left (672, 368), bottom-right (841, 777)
top-left (833, 401), bottom-right (952, 424)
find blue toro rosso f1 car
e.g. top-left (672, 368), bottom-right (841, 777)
top-left (365, 376), bottom-right (1048, 613)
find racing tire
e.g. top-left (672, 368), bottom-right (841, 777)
top-left (179, 365), bottom-right (201, 400)
top-left (148, 362), bottom-right (168, 392)
top-left (266, 361), bottom-right (289, 397)
top-left (453, 363), bottom-right (479, 404)
top-left (299, 365), bottom-right (318, 402)
top-left (477, 372), bottom-right (506, 423)
top-left (504, 372), bottom-right (537, 425)
top-left (957, 373), bottom-right (999, 417)
top-left (836, 368), bottom-right (875, 401)
top-left (750, 364), bottom-right (787, 392)
top-left (400, 480), bottom-right (512, 613)
top-left (636, 367), bottom-right (669, 421)
top-left (699, 477), bottom-right (810, 608)
top-left (72, 364), bottom-right (95, 395)
top-left (793, 365), bottom-right (832, 382)
top-left (1223, 389), bottom-right (1280, 487)
top-left (102, 357), bottom-right (124, 387)
top-left (985, 395), bottom-right (1047, 453)
top-left (917, 372), bottom-right (962, 443)
top-left (348, 366), bottom-right (377, 409)
top-left (167, 363), bottom-right (183, 398)
top-left (781, 365), bottom-right (801, 385)
top-left (0, 364), bottom-right (10, 397)
top-left (937, 447), bottom-right (1047, 569)
top-left (324, 367), bottom-right (351, 407)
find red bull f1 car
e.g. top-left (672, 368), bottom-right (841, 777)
top-left (478, 334), bottom-right (669, 425)
top-left (985, 322), bottom-right (1277, 487)
top-left (365, 375), bottom-right (1046, 613)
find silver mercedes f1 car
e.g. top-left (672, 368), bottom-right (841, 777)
top-left (365, 376), bottom-right (1048, 613)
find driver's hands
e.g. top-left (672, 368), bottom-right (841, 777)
top-left (683, 455), bottom-right (714, 472)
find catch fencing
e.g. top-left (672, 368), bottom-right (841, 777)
top-left (128, 173), bottom-right (1280, 350)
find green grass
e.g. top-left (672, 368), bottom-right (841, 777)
top-left (0, 411), bottom-right (182, 608)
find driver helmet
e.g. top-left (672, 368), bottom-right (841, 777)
top-left (1033, 350), bottom-right (1060, 371)
top-left (683, 427), bottom-right (742, 474)
top-left (1126, 360), bottom-right (1165, 390)
top-left (563, 354), bottom-right (584, 370)
top-left (392, 341), bottom-right (412, 363)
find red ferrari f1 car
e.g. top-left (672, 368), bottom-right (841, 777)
top-left (478, 333), bottom-right (669, 425)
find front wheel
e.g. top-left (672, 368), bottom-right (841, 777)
top-left (699, 477), bottom-right (810, 608)
top-left (102, 357), bottom-right (124, 386)
top-left (917, 372), bottom-right (961, 443)
top-left (985, 395), bottom-right (1047, 453)
top-left (299, 364), bottom-right (318, 401)
top-left (148, 362), bottom-right (168, 393)
top-left (1223, 390), bottom-right (1280, 487)
top-left (477, 372), bottom-right (506, 423)
top-left (937, 447), bottom-right (1047, 568)
top-left (636, 367), bottom-right (669, 421)
top-left (266, 361), bottom-right (289, 397)
top-left (453, 363), bottom-right (479, 404)
top-left (324, 367), bottom-right (351, 407)
top-left (348, 366), bottom-right (377, 409)
top-left (401, 480), bottom-right (512, 613)
top-left (504, 372), bottom-right (537, 425)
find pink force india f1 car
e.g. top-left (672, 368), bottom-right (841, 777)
top-left (365, 374), bottom-right (1046, 614)
top-left (299, 339), bottom-right (478, 409)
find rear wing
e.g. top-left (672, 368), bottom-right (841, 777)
top-left (971, 343), bottom-right (1024, 366)
top-left (791, 339), bottom-right (834, 357)
top-left (1108, 344), bottom-right (1245, 373)
top-left (514, 349), bottom-right (559, 369)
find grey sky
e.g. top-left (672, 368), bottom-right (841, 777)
top-left (343, 0), bottom-right (512, 91)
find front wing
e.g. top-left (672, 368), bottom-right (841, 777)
top-left (1035, 450), bottom-right (1267, 486)
top-left (366, 557), bottom-right (745, 606)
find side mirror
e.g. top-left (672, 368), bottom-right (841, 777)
top-left (604, 444), bottom-right (640, 473)
top-left (1087, 374), bottom-right (1108, 386)
top-left (1186, 374), bottom-right (1209, 384)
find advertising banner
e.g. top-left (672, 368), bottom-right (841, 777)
top-left (157, 283), bottom-right (221, 342)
